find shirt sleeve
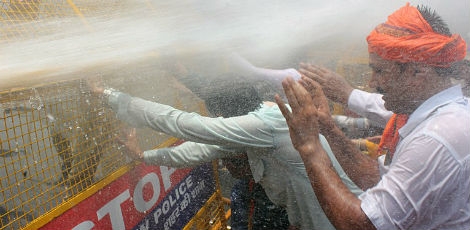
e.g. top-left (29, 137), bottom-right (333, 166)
top-left (228, 52), bottom-right (301, 84)
top-left (107, 91), bottom-right (275, 148)
top-left (252, 67), bottom-right (301, 84)
top-left (143, 142), bottom-right (234, 168)
top-left (348, 89), bottom-right (394, 127)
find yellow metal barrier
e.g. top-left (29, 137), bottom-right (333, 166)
top-left (1, 1), bottom-right (231, 229)
top-left (184, 161), bottom-right (230, 230)
top-left (0, 0), bottom-right (126, 41)
top-left (0, 79), bottom-right (230, 230)
top-left (0, 79), bottom-right (128, 229)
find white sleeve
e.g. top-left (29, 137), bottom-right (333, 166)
top-left (347, 89), bottom-right (393, 127)
top-left (143, 142), bottom-right (234, 168)
top-left (228, 52), bottom-right (301, 84)
top-left (107, 92), bottom-right (275, 148)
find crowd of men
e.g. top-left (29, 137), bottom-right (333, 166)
top-left (89, 3), bottom-right (469, 230)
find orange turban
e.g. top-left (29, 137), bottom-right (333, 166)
top-left (367, 3), bottom-right (467, 67)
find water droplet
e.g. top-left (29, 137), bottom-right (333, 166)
top-left (47, 113), bottom-right (56, 122)
top-left (29, 88), bottom-right (44, 110)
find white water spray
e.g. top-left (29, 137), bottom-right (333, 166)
top-left (0, 0), bottom-right (468, 90)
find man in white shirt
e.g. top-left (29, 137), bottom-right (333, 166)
top-left (277, 3), bottom-right (470, 230)
top-left (89, 80), bottom-right (362, 229)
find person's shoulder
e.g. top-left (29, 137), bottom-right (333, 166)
top-left (423, 102), bottom-right (470, 144)
top-left (422, 107), bottom-right (470, 162)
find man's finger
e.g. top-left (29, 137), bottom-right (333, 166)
top-left (275, 94), bottom-right (291, 122)
top-left (282, 77), bottom-right (301, 111)
top-left (299, 77), bottom-right (315, 96)
top-left (299, 69), bottom-right (323, 84)
top-left (307, 78), bottom-right (327, 99)
top-left (288, 77), bottom-right (313, 108)
top-left (129, 128), bottom-right (137, 137)
top-left (301, 63), bottom-right (324, 74)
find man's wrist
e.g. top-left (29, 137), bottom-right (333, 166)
top-left (138, 150), bottom-right (145, 161)
top-left (319, 117), bottom-right (337, 134)
top-left (296, 142), bottom-right (321, 157)
top-left (341, 87), bottom-right (354, 106)
top-left (102, 88), bottom-right (117, 104)
top-left (103, 88), bottom-right (116, 97)
top-left (351, 139), bottom-right (366, 151)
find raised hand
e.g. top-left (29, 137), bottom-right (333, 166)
top-left (85, 76), bottom-right (105, 95)
top-left (299, 63), bottom-right (353, 105)
top-left (117, 127), bottom-right (144, 161)
top-left (298, 76), bottom-right (335, 133)
top-left (275, 77), bottom-right (321, 153)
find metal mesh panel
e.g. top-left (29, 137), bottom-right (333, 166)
top-left (0, 79), bottom-right (129, 229)
top-left (0, 1), bottom-right (231, 229)
top-left (0, 78), bottom-right (230, 230)
top-left (0, 0), bottom-right (126, 41)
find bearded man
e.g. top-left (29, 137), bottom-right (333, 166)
top-left (277, 3), bottom-right (469, 230)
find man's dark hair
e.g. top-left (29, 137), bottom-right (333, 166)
top-left (417, 5), bottom-right (451, 36)
top-left (205, 82), bottom-right (262, 118)
top-left (204, 82), bottom-right (262, 179)
top-left (416, 5), bottom-right (462, 77)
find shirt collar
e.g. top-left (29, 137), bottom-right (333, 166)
top-left (399, 85), bottom-right (464, 138)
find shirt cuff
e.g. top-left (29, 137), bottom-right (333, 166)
top-left (347, 89), bottom-right (365, 113)
top-left (103, 88), bottom-right (123, 110)
top-left (285, 68), bottom-right (301, 80)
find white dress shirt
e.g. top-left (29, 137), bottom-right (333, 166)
top-left (350, 86), bottom-right (470, 229)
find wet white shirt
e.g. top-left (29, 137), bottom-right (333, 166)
top-left (107, 91), bottom-right (362, 229)
top-left (350, 86), bottom-right (470, 229)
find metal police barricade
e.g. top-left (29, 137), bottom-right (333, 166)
top-left (1, 1), bottom-right (230, 229)
top-left (0, 79), bottom-right (230, 230)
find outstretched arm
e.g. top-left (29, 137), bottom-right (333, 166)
top-left (144, 142), bottom-right (233, 168)
top-left (88, 79), bottom-right (275, 149)
top-left (229, 52), bottom-right (301, 85)
top-left (275, 77), bottom-right (376, 230)
top-left (117, 127), bottom-right (235, 167)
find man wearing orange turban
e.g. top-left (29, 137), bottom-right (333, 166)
top-left (277, 3), bottom-right (470, 230)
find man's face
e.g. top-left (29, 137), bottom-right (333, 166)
top-left (368, 53), bottom-right (417, 114)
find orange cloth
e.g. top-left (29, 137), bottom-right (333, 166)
top-left (367, 3), bottom-right (467, 67)
top-left (378, 114), bottom-right (409, 161)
